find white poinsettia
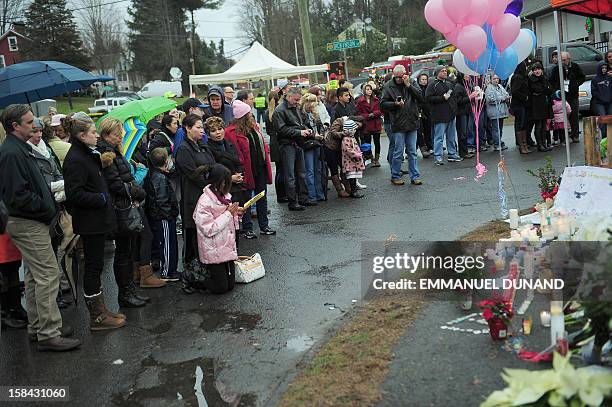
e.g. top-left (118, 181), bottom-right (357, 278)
top-left (573, 216), bottom-right (612, 242)
top-left (480, 353), bottom-right (612, 407)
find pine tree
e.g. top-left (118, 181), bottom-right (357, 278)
top-left (21, 0), bottom-right (90, 69)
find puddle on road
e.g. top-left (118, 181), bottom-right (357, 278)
top-left (112, 357), bottom-right (256, 407)
top-left (189, 309), bottom-right (261, 333)
top-left (286, 335), bottom-right (315, 352)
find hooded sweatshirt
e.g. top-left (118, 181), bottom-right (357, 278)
top-left (203, 86), bottom-right (234, 125)
top-left (591, 61), bottom-right (612, 105)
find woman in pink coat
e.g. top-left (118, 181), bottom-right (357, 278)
top-left (194, 165), bottom-right (243, 294)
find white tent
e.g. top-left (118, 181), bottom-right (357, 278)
top-left (189, 42), bottom-right (328, 86)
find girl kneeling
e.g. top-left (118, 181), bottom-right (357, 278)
top-left (194, 165), bottom-right (243, 294)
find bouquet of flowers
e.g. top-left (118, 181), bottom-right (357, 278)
top-left (479, 298), bottom-right (513, 326)
top-left (527, 157), bottom-right (560, 201)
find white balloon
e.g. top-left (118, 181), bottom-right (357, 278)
top-left (453, 49), bottom-right (480, 76)
top-left (509, 29), bottom-right (536, 63)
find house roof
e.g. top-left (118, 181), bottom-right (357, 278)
top-left (522, 0), bottom-right (553, 17)
top-left (0, 29), bottom-right (28, 42)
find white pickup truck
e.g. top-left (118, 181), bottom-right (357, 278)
top-left (88, 97), bottom-right (130, 114)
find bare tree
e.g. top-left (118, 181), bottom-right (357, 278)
top-left (1, 0), bottom-right (26, 35)
top-left (79, 0), bottom-right (123, 74)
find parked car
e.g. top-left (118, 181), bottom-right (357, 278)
top-left (578, 80), bottom-right (592, 116)
top-left (88, 97), bottom-right (130, 114)
top-left (137, 81), bottom-right (183, 98)
top-left (535, 42), bottom-right (604, 80)
top-left (112, 91), bottom-right (142, 100)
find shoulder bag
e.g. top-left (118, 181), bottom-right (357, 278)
top-left (114, 183), bottom-right (144, 233)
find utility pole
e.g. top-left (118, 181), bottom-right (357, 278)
top-left (297, 0), bottom-right (317, 83)
top-left (189, 9), bottom-right (196, 75)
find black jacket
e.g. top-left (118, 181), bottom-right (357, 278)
top-left (381, 79), bottom-right (423, 132)
top-left (264, 108), bottom-right (280, 162)
top-left (148, 129), bottom-right (175, 156)
top-left (208, 138), bottom-right (243, 194)
top-left (510, 72), bottom-right (530, 109)
top-left (454, 83), bottom-right (471, 116)
top-left (528, 73), bottom-right (553, 120)
top-left (175, 138), bottom-right (215, 229)
top-left (63, 137), bottom-right (116, 235)
top-left (272, 100), bottom-right (306, 146)
top-left (96, 139), bottom-right (146, 211)
top-left (549, 62), bottom-right (585, 100)
top-left (0, 133), bottom-right (57, 224)
top-left (425, 79), bottom-right (457, 124)
top-left (417, 83), bottom-right (430, 120)
top-left (331, 100), bottom-right (362, 123)
top-left (144, 168), bottom-right (179, 221)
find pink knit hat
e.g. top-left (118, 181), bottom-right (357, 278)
top-left (232, 100), bottom-right (251, 119)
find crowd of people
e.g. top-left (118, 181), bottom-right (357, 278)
top-left (0, 49), bottom-right (610, 352)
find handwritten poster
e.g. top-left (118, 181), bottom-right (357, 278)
top-left (553, 166), bottom-right (612, 220)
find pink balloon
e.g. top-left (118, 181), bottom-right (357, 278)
top-left (444, 29), bottom-right (459, 46)
top-left (492, 13), bottom-right (520, 52)
top-left (487, 0), bottom-right (511, 25)
top-left (442, 0), bottom-right (472, 25)
top-left (465, 0), bottom-right (490, 26)
top-left (425, 0), bottom-right (456, 34)
top-left (457, 25), bottom-right (487, 62)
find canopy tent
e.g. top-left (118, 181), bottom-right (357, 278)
top-left (549, 0), bottom-right (611, 167)
top-left (551, 0), bottom-right (612, 20)
top-left (189, 41), bottom-right (328, 86)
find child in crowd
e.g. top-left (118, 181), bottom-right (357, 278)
top-left (194, 164), bottom-right (243, 294)
top-left (552, 90), bottom-right (571, 146)
top-left (144, 148), bottom-right (180, 281)
top-left (341, 119), bottom-right (365, 198)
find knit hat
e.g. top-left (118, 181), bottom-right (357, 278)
top-left (343, 119), bottom-right (358, 133)
top-left (232, 100), bottom-right (251, 119)
top-left (554, 90), bottom-right (562, 100)
top-left (330, 73), bottom-right (337, 80)
top-left (434, 65), bottom-right (447, 77)
top-left (532, 61), bottom-right (543, 70)
top-left (33, 117), bottom-right (44, 129)
top-left (50, 114), bottom-right (66, 127)
top-left (207, 87), bottom-right (223, 100)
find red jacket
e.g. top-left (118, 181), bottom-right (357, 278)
top-left (225, 124), bottom-right (272, 190)
top-left (0, 233), bottom-right (21, 264)
top-left (355, 95), bottom-right (382, 133)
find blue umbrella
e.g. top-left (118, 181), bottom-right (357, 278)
top-left (0, 61), bottom-right (101, 108)
top-left (97, 75), bottom-right (115, 82)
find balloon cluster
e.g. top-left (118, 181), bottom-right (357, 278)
top-left (425, 0), bottom-right (536, 80)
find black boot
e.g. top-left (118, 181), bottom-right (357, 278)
top-left (348, 179), bottom-right (364, 198)
top-left (129, 281), bottom-right (150, 303)
top-left (118, 286), bottom-right (146, 308)
top-left (1, 287), bottom-right (28, 329)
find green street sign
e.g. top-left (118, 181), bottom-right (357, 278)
top-left (326, 39), bottom-right (361, 52)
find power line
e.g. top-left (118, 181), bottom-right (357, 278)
top-left (69, 0), bottom-right (131, 12)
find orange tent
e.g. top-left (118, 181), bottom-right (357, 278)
top-left (551, 0), bottom-right (612, 20)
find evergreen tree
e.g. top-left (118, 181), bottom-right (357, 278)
top-left (21, 0), bottom-right (90, 69)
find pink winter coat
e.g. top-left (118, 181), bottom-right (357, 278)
top-left (552, 99), bottom-right (572, 128)
top-left (194, 185), bottom-right (241, 265)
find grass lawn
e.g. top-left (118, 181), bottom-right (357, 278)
top-left (54, 96), bottom-right (96, 115)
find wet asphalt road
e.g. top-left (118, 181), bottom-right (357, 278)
top-left (0, 125), bottom-right (583, 406)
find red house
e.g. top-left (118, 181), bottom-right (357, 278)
top-left (0, 29), bottom-right (28, 68)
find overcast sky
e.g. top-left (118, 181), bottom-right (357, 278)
top-left (67, 0), bottom-right (247, 59)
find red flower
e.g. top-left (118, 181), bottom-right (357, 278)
top-left (482, 308), bottom-right (493, 320)
top-left (479, 299), bottom-right (495, 307)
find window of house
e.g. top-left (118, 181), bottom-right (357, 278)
top-left (8, 36), bottom-right (18, 51)
top-left (0, 55), bottom-right (5, 68)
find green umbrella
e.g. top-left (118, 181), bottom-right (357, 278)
top-left (98, 96), bottom-right (176, 126)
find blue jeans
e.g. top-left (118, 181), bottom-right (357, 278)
top-left (390, 131), bottom-right (419, 180)
top-left (489, 118), bottom-right (504, 148)
top-left (594, 102), bottom-right (612, 139)
top-left (433, 119), bottom-right (459, 161)
top-left (304, 147), bottom-right (325, 201)
top-left (456, 114), bottom-right (475, 152)
top-left (241, 167), bottom-right (269, 232)
top-left (384, 120), bottom-right (394, 164)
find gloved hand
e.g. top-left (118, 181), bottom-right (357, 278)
top-left (50, 180), bottom-right (65, 193)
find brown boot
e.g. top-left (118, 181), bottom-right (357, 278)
top-left (331, 175), bottom-right (349, 198)
top-left (86, 293), bottom-right (126, 331)
top-left (517, 131), bottom-right (531, 154)
top-left (132, 262), bottom-right (140, 284)
top-left (139, 265), bottom-right (167, 288)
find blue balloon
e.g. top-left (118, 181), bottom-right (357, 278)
top-left (466, 47), bottom-right (493, 75)
top-left (493, 47), bottom-right (519, 80)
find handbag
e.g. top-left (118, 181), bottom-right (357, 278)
top-left (235, 253), bottom-right (265, 283)
top-left (114, 183), bottom-right (144, 233)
